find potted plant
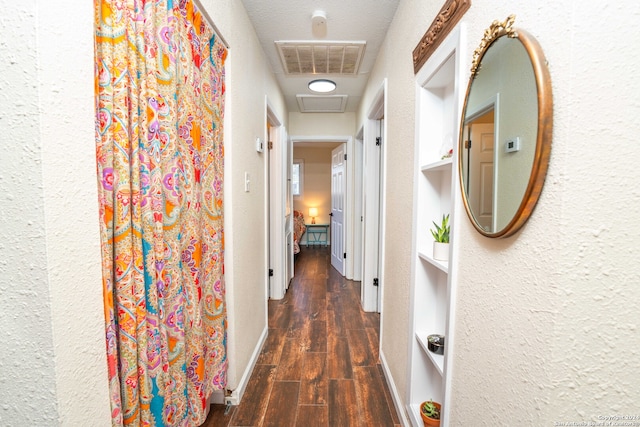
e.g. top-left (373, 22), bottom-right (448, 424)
top-left (420, 400), bottom-right (441, 426)
top-left (430, 214), bottom-right (450, 261)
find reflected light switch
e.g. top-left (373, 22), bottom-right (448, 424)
top-left (505, 137), bottom-right (521, 153)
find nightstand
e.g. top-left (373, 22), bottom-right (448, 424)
top-left (305, 223), bottom-right (329, 246)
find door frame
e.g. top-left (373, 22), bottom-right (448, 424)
top-left (361, 80), bottom-right (387, 313)
top-left (351, 130), bottom-right (364, 282)
top-left (290, 135), bottom-right (354, 279)
top-left (463, 94), bottom-right (500, 232)
top-left (266, 99), bottom-right (288, 300)
top-left (330, 143), bottom-right (347, 275)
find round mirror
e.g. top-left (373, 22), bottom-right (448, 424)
top-left (459, 15), bottom-right (552, 238)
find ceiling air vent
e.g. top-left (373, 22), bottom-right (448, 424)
top-left (296, 95), bottom-right (348, 113)
top-left (275, 41), bottom-right (366, 75)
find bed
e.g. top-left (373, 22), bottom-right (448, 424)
top-left (293, 210), bottom-right (307, 254)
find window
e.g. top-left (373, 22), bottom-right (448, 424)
top-left (292, 159), bottom-right (304, 197)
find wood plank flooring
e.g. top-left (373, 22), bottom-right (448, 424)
top-left (202, 246), bottom-right (401, 427)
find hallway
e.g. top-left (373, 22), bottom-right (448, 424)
top-left (203, 246), bottom-right (401, 426)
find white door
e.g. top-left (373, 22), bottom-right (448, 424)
top-left (285, 135), bottom-right (294, 289)
top-left (361, 117), bottom-right (382, 313)
top-left (267, 121), bottom-right (288, 300)
top-left (468, 122), bottom-right (494, 232)
top-left (330, 144), bottom-right (346, 275)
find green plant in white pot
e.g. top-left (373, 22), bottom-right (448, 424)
top-left (430, 214), bottom-right (450, 261)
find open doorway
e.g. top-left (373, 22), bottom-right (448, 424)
top-left (290, 137), bottom-right (351, 277)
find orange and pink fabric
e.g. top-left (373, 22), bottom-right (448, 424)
top-left (95, 1), bottom-right (227, 425)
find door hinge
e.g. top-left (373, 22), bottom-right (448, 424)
top-left (465, 140), bottom-right (471, 149)
top-left (375, 137), bottom-right (381, 146)
top-left (269, 268), bottom-right (274, 277)
top-left (268, 140), bottom-right (273, 150)
top-left (344, 153), bottom-right (347, 160)
top-left (373, 278), bottom-right (379, 287)
top-left (343, 252), bottom-right (347, 259)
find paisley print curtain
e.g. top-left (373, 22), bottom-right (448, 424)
top-left (94, 1), bottom-right (227, 425)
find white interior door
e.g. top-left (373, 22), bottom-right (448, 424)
top-left (267, 115), bottom-right (288, 300)
top-left (361, 116), bottom-right (382, 313)
top-left (469, 123), bottom-right (494, 231)
top-left (285, 134), bottom-right (293, 288)
top-left (330, 144), bottom-right (346, 275)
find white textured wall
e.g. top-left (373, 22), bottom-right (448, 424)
top-left (363, 0), bottom-right (640, 424)
top-left (289, 112), bottom-right (356, 136)
top-left (357, 0), bottom-right (442, 408)
top-left (202, 0), bottom-right (288, 391)
top-left (39, 1), bottom-right (112, 425)
top-left (0, 1), bottom-right (60, 424)
top-left (454, 1), bottom-right (640, 423)
top-left (0, 0), bottom-right (111, 425)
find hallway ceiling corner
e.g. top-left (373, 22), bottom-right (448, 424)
top-left (240, 0), bottom-right (400, 113)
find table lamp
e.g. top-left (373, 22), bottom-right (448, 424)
top-left (308, 207), bottom-right (318, 224)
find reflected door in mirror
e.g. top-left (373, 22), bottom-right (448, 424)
top-left (463, 112), bottom-right (495, 232)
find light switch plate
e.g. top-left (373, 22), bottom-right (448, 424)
top-left (505, 137), bottom-right (520, 153)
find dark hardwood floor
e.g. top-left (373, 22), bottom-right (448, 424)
top-left (202, 246), bottom-right (401, 427)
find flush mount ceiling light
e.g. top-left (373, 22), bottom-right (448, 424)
top-left (308, 79), bottom-right (336, 93)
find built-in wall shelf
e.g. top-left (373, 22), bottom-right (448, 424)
top-left (420, 158), bottom-right (452, 173)
top-left (417, 251), bottom-right (448, 274)
top-left (416, 332), bottom-right (445, 375)
top-left (406, 24), bottom-right (466, 427)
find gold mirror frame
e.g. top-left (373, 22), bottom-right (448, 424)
top-left (458, 15), bottom-right (553, 238)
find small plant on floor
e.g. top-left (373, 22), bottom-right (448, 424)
top-left (430, 214), bottom-right (450, 243)
top-left (421, 399), bottom-right (440, 420)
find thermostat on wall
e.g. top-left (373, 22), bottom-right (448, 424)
top-left (505, 137), bottom-right (521, 153)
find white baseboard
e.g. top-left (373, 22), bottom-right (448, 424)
top-left (224, 326), bottom-right (269, 406)
top-left (379, 350), bottom-right (411, 427)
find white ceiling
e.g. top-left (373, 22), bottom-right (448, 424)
top-left (240, 0), bottom-right (400, 113)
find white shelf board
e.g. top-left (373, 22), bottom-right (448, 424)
top-left (420, 158), bottom-right (452, 173)
top-left (417, 250), bottom-right (449, 274)
top-left (416, 332), bottom-right (444, 375)
top-left (407, 402), bottom-right (422, 427)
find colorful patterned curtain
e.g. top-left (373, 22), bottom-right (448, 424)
top-left (94, 1), bottom-right (227, 425)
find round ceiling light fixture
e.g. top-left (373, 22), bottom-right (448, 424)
top-left (308, 79), bottom-right (336, 93)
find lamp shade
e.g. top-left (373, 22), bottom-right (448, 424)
top-left (308, 207), bottom-right (318, 218)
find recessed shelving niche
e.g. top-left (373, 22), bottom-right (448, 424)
top-left (406, 24), bottom-right (466, 426)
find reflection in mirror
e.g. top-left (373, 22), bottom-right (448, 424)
top-left (462, 106), bottom-right (495, 232)
top-left (459, 15), bottom-right (552, 238)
